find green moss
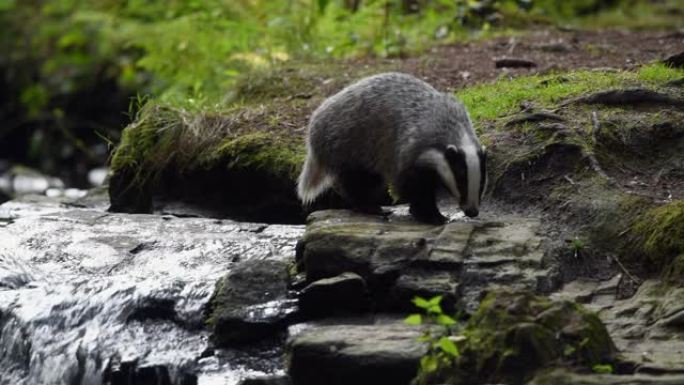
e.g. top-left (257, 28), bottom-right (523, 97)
top-left (210, 132), bottom-right (304, 179)
top-left (457, 63), bottom-right (684, 123)
top-left (632, 199), bottom-right (684, 268)
top-left (109, 95), bottom-right (309, 193)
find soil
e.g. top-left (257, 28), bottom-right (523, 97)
top-left (363, 29), bottom-right (684, 91)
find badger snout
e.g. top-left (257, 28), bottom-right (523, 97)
top-left (463, 207), bottom-right (479, 218)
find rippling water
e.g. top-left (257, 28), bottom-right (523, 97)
top-left (0, 196), bottom-right (304, 385)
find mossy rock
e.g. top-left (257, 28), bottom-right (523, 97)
top-left (630, 199), bottom-right (684, 279)
top-left (413, 290), bottom-right (616, 385)
top-left (108, 102), bottom-right (309, 222)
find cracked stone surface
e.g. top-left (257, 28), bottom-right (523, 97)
top-left (296, 209), bottom-right (556, 312)
top-left (554, 276), bottom-right (684, 374)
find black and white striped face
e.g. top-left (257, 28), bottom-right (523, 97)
top-left (444, 144), bottom-right (487, 218)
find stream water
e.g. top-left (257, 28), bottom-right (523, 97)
top-left (0, 195), bottom-right (304, 385)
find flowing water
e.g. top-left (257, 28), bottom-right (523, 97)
top-left (0, 195), bottom-right (304, 385)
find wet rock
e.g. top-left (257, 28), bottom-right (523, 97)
top-left (299, 272), bottom-right (368, 317)
top-left (209, 259), bottom-right (297, 346)
top-left (390, 269), bottom-right (459, 312)
top-left (0, 188), bottom-right (9, 204)
top-left (296, 210), bottom-right (553, 312)
top-left (288, 320), bottom-right (428, 385)
top-left (0, 196), bottom-right (304, 384)
top-left (104, 360), bottom-right (198, 385)
top-left (528, 368), bottom-right (684, 385)
top-left (238, 374), bottom-right (292, 385)
top-left (495, 57), bottom-right (537, 68)
top-left (0, 165), bottom-right (64, 197)
top-left (414, 291), bottom-right (615, 385)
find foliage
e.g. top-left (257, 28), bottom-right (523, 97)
top-left (411, 291), bottom-right (616, 385)
top-left (568, 237), bottom-right (585, 258)
top-left (404, 296), bottom-right (462, 375)
top-left (3, 0), bottom-right (677, 111)
top-left (2, 0), bottom-right (679, 184)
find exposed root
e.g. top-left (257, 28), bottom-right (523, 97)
top-left (561, 88), bottom-right (684, 108)
top-left (504, 111), bottom-right (565, 127)
top-left (586, 111), bottom-right (617, 186)
top-left (495, 57), bottom-right (537, 68)
top-left (610, 254), bottom-right (642, 285)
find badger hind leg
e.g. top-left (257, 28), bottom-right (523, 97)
top-left (397, 165), bottom-right (446, 225)
top-left (336, 167), bottom-right (388, 216)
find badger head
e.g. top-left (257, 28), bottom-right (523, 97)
top-left (444, 144), bottom-right (487, 218)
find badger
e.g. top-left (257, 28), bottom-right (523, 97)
top-left (296, 72), bottom-right (487, 224)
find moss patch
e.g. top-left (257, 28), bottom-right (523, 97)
top-left (632, 200), bottom-right (684, 271)
top-left (457, 63), bottom-right (684, 123)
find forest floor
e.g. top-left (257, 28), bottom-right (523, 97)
top-left (361, 28), bottom-right (683, 90)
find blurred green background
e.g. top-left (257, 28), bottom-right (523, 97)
top-left (0, 0), bottom-right (681, 189)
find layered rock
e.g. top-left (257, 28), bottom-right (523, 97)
top-left (296, 210), bottom-right (555, 313)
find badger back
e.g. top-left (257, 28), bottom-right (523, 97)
top-left (307, 73), bottom-right (438, 175)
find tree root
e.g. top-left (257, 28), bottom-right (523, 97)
top-left (504, 111), bottom-right (565, 128)
top-left (495, 57), bottom-right (537, 69)
top-left (586, 111), bottom-right (617, 186)
top-left (561, 88), bottom-right (684, 108)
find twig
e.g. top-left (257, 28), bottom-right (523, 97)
top-left (611, 254), bottom-right (641, 285)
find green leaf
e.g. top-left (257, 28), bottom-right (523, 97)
top-left (420, 355), bottom-right (439, 373)
top-left (404, 314), bottom-right (422, 325)
top-left (427, 304), bottom-right (443, 315)
top-left (563, 344), bottom-right (576, 357)
top-left (436, 314), bottom-right (456, 326)
top-left (438, 336), bottom-right (460, 357)
top-left (427, 295), bottom-right (443, 307)
top-left (412, 296), bottom-right (431, 309)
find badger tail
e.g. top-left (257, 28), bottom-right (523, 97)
top-left (297, 153), bottom-right (333, 205)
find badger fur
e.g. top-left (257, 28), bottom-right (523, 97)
top-left (297, 72), bottom-right (487, 224)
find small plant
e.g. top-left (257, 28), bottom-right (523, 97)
top-left (567, 236), bottom-right (585, 258)
top-left (404, 295), bottom-right (463, 373)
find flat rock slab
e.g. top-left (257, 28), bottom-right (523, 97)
top-left (210, 259), bottom-right (297, 346)
top-left (288, 320), bottom-right (429, 385)
top-left (529, 368), bottom-right (684, 385)
top-left (555, 277), bottom-right (684, 374)
top-left (296, 210), bottom-right (554, 312)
